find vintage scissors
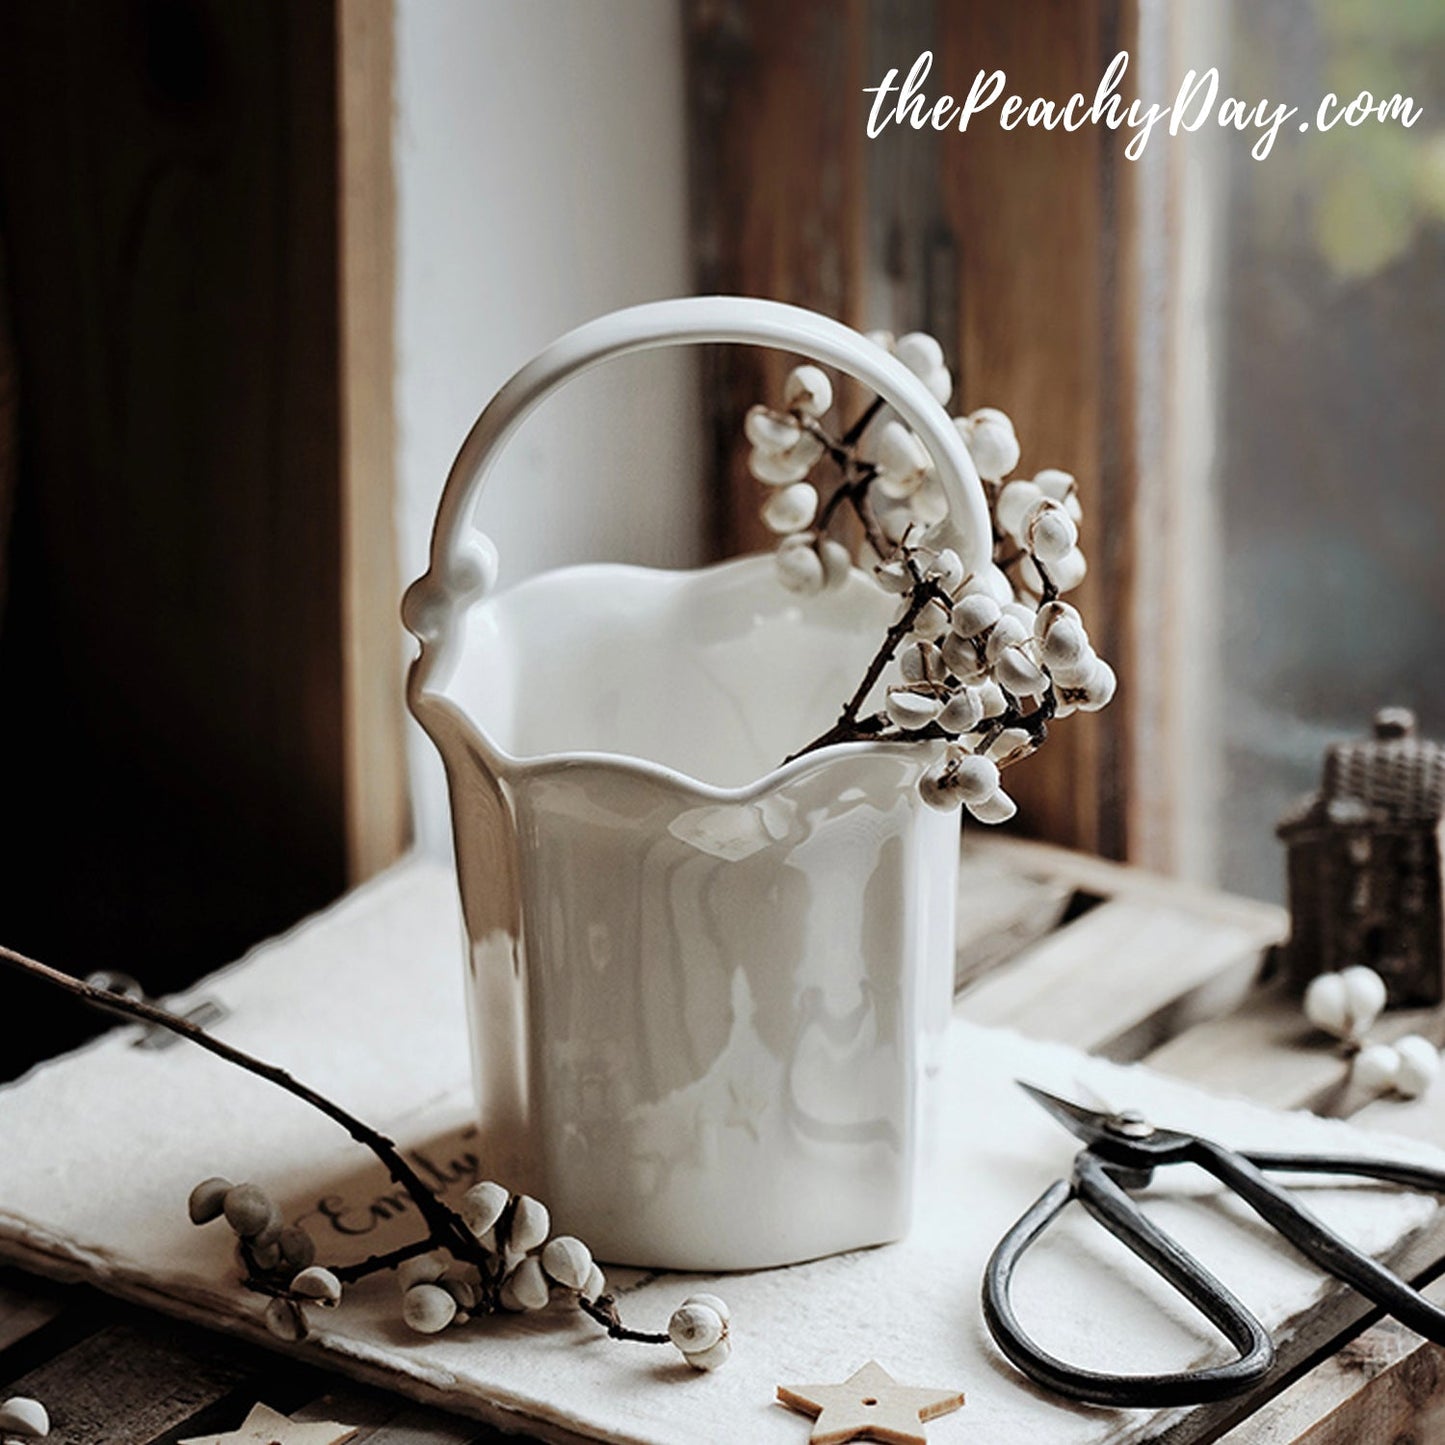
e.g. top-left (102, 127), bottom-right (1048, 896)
top-left (982, 1082), bottom-right (1445, 1408)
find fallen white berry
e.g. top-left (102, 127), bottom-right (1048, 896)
top-left (439, 1263), bottom-right (482, 1312)
top-left (1353, 1042), bottom-right (1401, 1095)
top-left (683, 1292), bottom-right (731, 1324)
top-left (0, 1398), bottom-right (49, 1439)
top-left (1304, 967), bottom-right (1387, 1042)
top-left (278, 1226), bottom-right (316, 1271)
top-left (1393, 1036), bottom-right (1440, 1099)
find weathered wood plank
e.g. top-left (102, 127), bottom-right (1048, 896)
top-left (294, 1387), bottom-right (493, 1443)
top-left (937, 0), bottom-right (1139, 858)
top-left (686, 0), bottom-right (867, 557)
top-left (0, 1271), bottom-right (65, 1353)
top-left (337, 0), bottom-right (409, 885)
top-left (1, 1321), bottom-right (250, 1444)
top-left (954, 843), bottom-right (1075, 989)
top-left (957, 895), bottom-right (1273, 1058)
top-left (1215, 1284), bottom-right (1445, 1444)
top-left (967, 836), bottom-right (1289, 935)
top-left (1146, 991), bottom-right (1445, 1115)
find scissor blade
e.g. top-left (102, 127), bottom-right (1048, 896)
top-left (1015, 1080), bottom-right (1114, 1145)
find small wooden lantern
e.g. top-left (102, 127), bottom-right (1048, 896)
top-left (1278, 708), bottom-right (1445, 1007)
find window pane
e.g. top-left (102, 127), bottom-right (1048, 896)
top-left (1216, 0), bottom-right (1445, 897)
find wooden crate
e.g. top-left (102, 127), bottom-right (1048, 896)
top-left (2, 841), bottom-right (1444, 1443)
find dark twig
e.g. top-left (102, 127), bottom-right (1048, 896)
top-left (0, 939), bottom-right (684, 1346)
top-left (579, 1293), bottom-right (671, 1345)
top-left (0, 941), bottom-right (488, 1271)
top-left (332, 1237), bottom-right (440, 1284)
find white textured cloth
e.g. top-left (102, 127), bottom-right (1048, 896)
top-left (0, 859), bottom-right (1441, 1444)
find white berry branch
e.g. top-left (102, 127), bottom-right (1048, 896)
top-left (0, 940), bottom-right (732, 1370)
top-left (747, 328), bottom-right (1115, 821)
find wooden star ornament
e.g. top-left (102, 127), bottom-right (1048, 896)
top-left (777, 1360), bottom-right (965, 1444)
top-left (179, 1402), bottom-right (357, 1445)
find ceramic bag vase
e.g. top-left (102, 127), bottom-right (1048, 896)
top-left (403, 297), bottom-right (995, 1270)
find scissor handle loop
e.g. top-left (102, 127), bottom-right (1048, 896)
top-left (982, 1156), bottom-right (1275, 1408)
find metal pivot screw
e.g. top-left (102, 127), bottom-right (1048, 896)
top-left (1108, 1110), bottom-right (1155, 1139)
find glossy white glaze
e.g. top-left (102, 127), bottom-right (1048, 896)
top-left (404, 298), bottom-right (991, 1268)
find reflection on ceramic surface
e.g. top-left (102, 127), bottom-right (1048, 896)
top-left (427, 557), bottom-right (958, 1269)
top-left (403, 298), bottom-right (991, 1269)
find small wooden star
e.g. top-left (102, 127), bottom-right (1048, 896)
top-left (777, 1360), bottom-right (964, 1445)
top-left (179, 1402), bottom-right (358, 1445)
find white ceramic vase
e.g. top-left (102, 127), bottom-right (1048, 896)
top-left (403, 297), bottom-right (996, 1270)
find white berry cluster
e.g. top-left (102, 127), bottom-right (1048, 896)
top-left (1303, 966), bottom-right (1442, 1100)
top-left (745, 327), bottom-right (1114, 820)
top-left (189, 1171), bottom-right (733, 1370)
top-left (411, 1179), bottom-right (606, 1328)
top-left (187, 1175), bottom-right (340, 1341)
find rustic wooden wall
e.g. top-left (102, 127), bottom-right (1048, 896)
top-left (0, 0), bottom-right (361, 1071)
top-left (688, 0), bottom-right (1138, 859)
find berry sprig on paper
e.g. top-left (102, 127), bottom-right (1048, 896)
top-left (183, 1166), bottom-right (730, 1370)
top-left (0, 941), bottom-right (728, 1374)
top-left (748, 330), bottom-right (1115, 822)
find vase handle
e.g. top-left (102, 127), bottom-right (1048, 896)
top-left (402, 296), bottom-right (993, 671)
